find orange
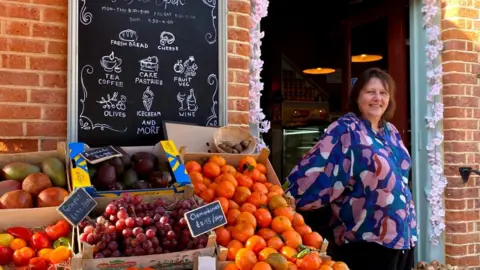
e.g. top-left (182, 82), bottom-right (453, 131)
top-left (271, 216), bottom-right (292, 234)
top-left (203, 162), bottom-right (221, 178)
top-left (231, 223), bottom-right (255, 242)
top-left (185, 160), bottom-right (202, 173)
top-left (319, 265), bottom-right (334, 270)
top-left (189, 171), bottom-right (204, 184)
top-left (258, 247), bottom-right (277, 261)
top-left (229, 200), bottom-right (240, 209)
top-left (267, 236), bottom-right (284, 251)
top-left (222, 173), bottom-right (239, 187)
top-left (257, 174), bottom-right (267, 183)
top-left (280, 246), bottom-right (298, 263)
top-left (303, 232), bottom-right (323, 249)
top-left (268, 185), bottom-right (284, 194)
top-left (251, 182), bottom-right (268, 195)
top-left (10, 238), bottom-right (27, 250)
top-left (286, 261), bottom-right (299, 270)
top-left (281, 230), bottom-right (302, 249)
top-left (264, 182), bottom-right (273, 188)
top-left (235, 248), bottom-right (258, 270)
top-left (222, 165), bottom-right (237, 174)
top-left (292, 213), bottom-right (305, 227)
top-left (252, 261), bottom-right (272, 270)
top-left (273, 206), bottom-right (295, 221)
top-left (236, 212), bottom-right (257, 228)
top-left (49, 246), bottom-right (72, 264)
top-left (216, 197), bottom-right (229, 214)
top-left (332, 261), bottom-right (349, 270)
top-left (216, 226), bottom-right (232, 247)
top-left (209, 155), bottom-right (226, 167)
top-left (227, 208), bottom-right (241, 225)
top-left (240, 202), bottom-right (257, 213)
top-left (193, 182), bottom-right (207, 195)
top-left (247, 192), bottom-right (268, 208)
top-left (216, 181), bottom-right (235, 199)
top-left (227, 240), bottom-right (243, 260)
top-left (295, 252), bottom-right (321, 270)
top-left (200, 188), bottom-right (215, 203)
top-left (295, 225), bottom-right (312, 237)
top-left (233, 186), bottom-right (252, 205)
top-left (244, 168), bottom-right (262, 182)
top-left (256, 228), bottom-right (277, 241)
top-left (256, 163), bottom-right (267, 174)
top-left (245, 235), bottom-right (267, 254)
top-left (223, 263), bottom-right (239, 270)
top-left (267, 191), bottom-right (283, 200)
top-left (268, 195), bottom-right (288, 211)
top-left (253, 208), bottom-right (272, 228)
top-left (203, 176), bottom-right (212, 186)
top-left (321, 258), bottom-right (335, 267)
top-left (236, 174), bottom-right (254, 188)
top-left (238, 156), bottom-right (257, 171)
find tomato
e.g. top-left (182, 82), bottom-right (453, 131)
top-left (13, 247), bottom-right (35, 266)
top-left (30, 232), bottom-right (50, 251)
top-left (0, 246), bottom-right (13, 265)
top-left (6, 227), bottom-right (33, 242)
top-left (45, 220), bottom-right (70, 241)
top-left (29, 257), bottom-right (48, 270)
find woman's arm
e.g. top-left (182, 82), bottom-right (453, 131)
top-left (285, 120), bottom-right (353, 211)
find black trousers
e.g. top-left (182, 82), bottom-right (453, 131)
top-left (329, 241), bottom-right (415, 270)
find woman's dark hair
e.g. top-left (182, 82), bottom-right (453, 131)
top-left (347, 68), bottom-right (396, 121)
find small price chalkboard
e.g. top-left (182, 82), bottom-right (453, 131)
top-left (184, 200), bottom-right (227, 238)
top-left (57, 188), bottom-right (97, 227)
top-left (80, 146), bottom-right (122, 164)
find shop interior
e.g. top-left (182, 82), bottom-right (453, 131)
top-left (260, 0), bottom-right (412, 182)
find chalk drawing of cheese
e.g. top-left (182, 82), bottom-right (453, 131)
top-left (119, 29), bottom-right (138, 42)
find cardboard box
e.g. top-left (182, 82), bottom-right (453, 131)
top-left (71, 186), bottom-right (216, 270)
top-left (0, 142), bottom-right (71, 214)
top-left (68, 141), bottom-right (191, 198)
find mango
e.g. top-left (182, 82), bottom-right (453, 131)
top-left (41, 157), bottom-right (66, 188)
top-left (1, 162), bottom-right (41, 181)
top-left (0, 233), bottom-right (14, 247)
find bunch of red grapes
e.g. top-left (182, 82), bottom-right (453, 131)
top-left (78, 194), bottom-right (208, 258)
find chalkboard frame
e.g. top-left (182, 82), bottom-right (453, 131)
top-left (66, 0), bottom-right (228, 143)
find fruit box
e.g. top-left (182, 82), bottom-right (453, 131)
top-left (71, 186), bottom-right (217, 270)
top-left (68, 140), bottom-right (191, 199)
top-left (0, 142), bottom-right (71, 214)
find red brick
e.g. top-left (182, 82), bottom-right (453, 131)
top-left (42, 106), bottom-right (66, 121)
top-left (444, 107), bottom-right (471, 118)
top-left (32, 23), bottom-right (67, 40)
top-left (228, 111), bottom-right (249, 125)
top-left (30, 57), bottom-right (66, 71)
top-left (445, 187), bottom-right (480, 199)
top-left (445, 6), bottom-right (480, 19)
top-left (443, 85), bottom-right (466, 95)
top-left (445, 222), bottom-right (467, 234)
top-left (26, 122), bottom-right (66, 137)
top-left (228, 56), bottom-right (249, 70)
top-left (0, 139), bottom-right (38, 152)
top-left (228, 28), bottom-right (249, 42)
top-left (228, 42), bottom-right (234, 54)
top-left (236, 14), bottom-right (250, 29)
top-left (442, 51), bottom-right (478, 63)
top-left (0, 37), bottom-right (7, 51)
top-left (0, 3), bottom-right (40, 20)
top-left (235, 70), bottom-right (249, 84)
top-left (47, 41), bottom-right (67, 54)
top-left (229, 84), bottom-right (248, 97)
top-left (0, 88), bottom-right (27, 102)
top-left (4, 21), bottom-right (30, 36)
top-left (0, 71), bottom-right (39, 86)
top-left (445, 244), bottom-right (468, 256)
top-left (30, 89), bottom-right (66, 104)
top-left (32, 0), bottom-right (67, 5)
top-left (446, 210), bottom-right (479, 221)
top-left (228, 0), bottom-right (251, 14)
top-left (443, 40), bottom-right (467, 51)
top-left (228, 14), bottom-right (234, 26)
top-left (445, 153), bottom-right (467, 164)
top-left (43, 7), bottom-right (67, 23)
top-left (443, 96), bottom-right (479, 107)
top-left (0, 122), bottom-right (23, 136)
top-left (42, 74), bottom-right (66, 88)
top-left (1, 54), bottom-right (26, 69)
top-left (228, 98), bottom-right (249, 111)
top-left (234, 43), bottom-right (250, 57)
top-left (0, 105), bottom-right (41, 119)
top-left (445, 232), bottom-right (480, 245)
top-left (8, 38), bottom-right (45, 53)
top-left (228, 70), bottom-right (234, 82)
top-left (444, 119), bottom-right (478, 130)
top-left (443, 62), bottom-right (466, 73)
top-left (444, 130), bottom-right (468, 141)
top-left (40, 139), bottom-right (64, 151)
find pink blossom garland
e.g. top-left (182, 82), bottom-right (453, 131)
top-left (249, 0), bottom-right (270, 150)
top-left (422, 0), bottom-right (446, 245)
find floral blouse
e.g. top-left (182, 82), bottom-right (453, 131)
top-left (285, 113), bottom-right (417, 249)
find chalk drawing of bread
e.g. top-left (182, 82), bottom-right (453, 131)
top-left (119, 29), bottom-right (138, 42)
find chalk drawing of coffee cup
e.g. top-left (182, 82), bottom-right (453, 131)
top-left (100, 51), bottom-right (123, 73)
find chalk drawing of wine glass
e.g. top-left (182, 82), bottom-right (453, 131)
top-left (177, 92), bottom-right (186, 111)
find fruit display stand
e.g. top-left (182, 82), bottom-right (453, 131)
top-left (182, 150), bottom-right (349, 270)
top-left (68, 140), bottom-right (191, 200)
top-left (0, 205), bottom-right (75, 269)
top-left (70, 185), bottom-right (217, 270)
top-left (0, 141), bottom-right (71, 214)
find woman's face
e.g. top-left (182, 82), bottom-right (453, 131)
top-left (357, 77), bottom-right (389, 124)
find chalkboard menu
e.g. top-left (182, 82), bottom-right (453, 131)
top-left (77, 0), bottom-right (220, 147)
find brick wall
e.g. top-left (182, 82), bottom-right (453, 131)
top-left (442, 1), bottom-right (480, 268)
top-left (0, 0), bottom-right (251, 152)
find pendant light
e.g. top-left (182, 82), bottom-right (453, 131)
top-left (351, 54), bottom-right (383, 63)
top-left (303, 67), bottom-right (336, 75)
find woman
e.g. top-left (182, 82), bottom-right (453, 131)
top-left (285, 68), bottom-right (416, 270)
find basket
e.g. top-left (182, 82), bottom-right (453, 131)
top-left (213, 126), bottom-right (257, 154)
